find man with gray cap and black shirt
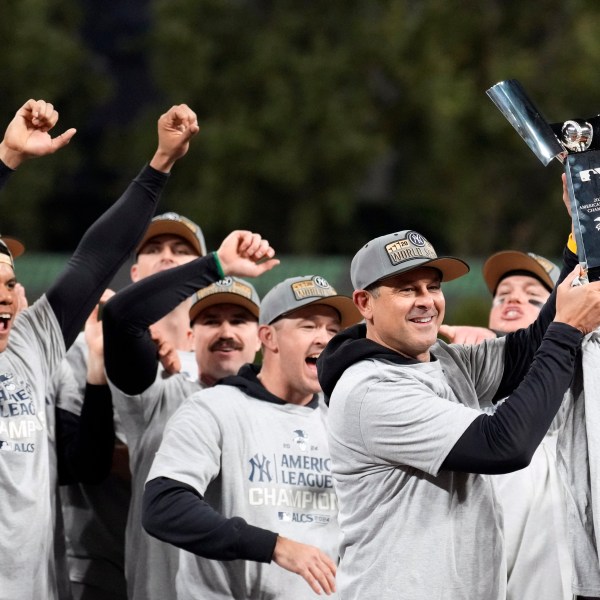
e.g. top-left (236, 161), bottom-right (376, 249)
top-left (103, 230), bottom-right (276, 600)
top-left (317, 229), bottom-right (600, 600)
top-left (143, 275), bottom-right (362, 599)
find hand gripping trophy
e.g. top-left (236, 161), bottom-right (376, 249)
top-left (487, 79), bottom-right (600, 282)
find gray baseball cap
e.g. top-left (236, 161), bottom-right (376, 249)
top-left (259, 275), bottom-right (361, 329)
top-left (351, 230), bottom-right (470, 290)
top-left (483, 251), bottom-right (559, 295)
top-left (136, 212), bottom-right (207, 257)
top-left (189, 276), bottom-right (260, 323)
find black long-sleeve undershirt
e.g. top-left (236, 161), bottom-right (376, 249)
top-left (442, 246), bottom-right (582, 473)
top-left (50, 165), bottom-right (166, 483)
top-left (2, 161), bottom-right (167, 484)
top-left (0, 160), bottom-right (13, 191)
top-left (442, 322), bottom-right (581, 474)
top-left (56, 383), bottom-right (115, 485)
top-left (143, 476), bottom-right (278, 563)
top-left (46, 164), bottom-right (168, 350)
top-left (103, 253), bottom-right (221, 395)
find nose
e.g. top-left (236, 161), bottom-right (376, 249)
top-left (505, 289), bottom-right (526, 304)
top-left (217, 320), bottom-right (235, 338)
top-left (0, 287), bottom-right (13, 305)
top-left (314, 325), bottom-right (332, 346)
top-left (415, 290), bottom-right (435, 309)
top-left (158, 247), bottom-right (176, 261)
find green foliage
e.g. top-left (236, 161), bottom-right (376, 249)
top-left (4, 0), bottom-right (600, 275)
top-left (143, 0), bottom-right (388, 251)
top-left (0, 0), bottom-right (110, 247)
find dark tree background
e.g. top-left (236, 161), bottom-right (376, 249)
top-left (2, 0), bottom-right (600, 323)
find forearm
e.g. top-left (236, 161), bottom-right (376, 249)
top-left (103, 254), bottom-right (221, 394)
top-left (56, 383), bottom-right (115, 485)
top-left (443, 322), bottom-right (581, 474)
top-left (495, 245), bottom-right (577, 399)
top-left (47, 164), bottom-right (169, 349)
top-left (143, 476), bottom-right (277, 562)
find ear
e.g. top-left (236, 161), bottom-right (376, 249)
top-left (258, 324), bottom-right (278, 353)
top-left (252, 327), bottom-right (262, 354)
top-left (353, 290), bottom-right (374, 321)
top-left (130, 263), bottom-right (139, 283)
top-left (186, 327), bottom-right (195, 351)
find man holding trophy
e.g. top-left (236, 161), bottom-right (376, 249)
top-left (488, 79), bottom-right (600, 600)
top-left (317, 225), bottom-right (600, 599)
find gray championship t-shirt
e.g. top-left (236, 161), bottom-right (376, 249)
top-left (110, 366), bottom-right (200, 600)
top-left (327, 338), bottom-right (507, 600)
top-left (0, 296), bottom-right (65, 600)
top-left (148, 386), bottom-right (340, 600)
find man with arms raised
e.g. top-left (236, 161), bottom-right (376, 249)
top-left (58, 211), bottom-right (206, 600)
top-left (0, 98), bottom-right (198, 599)
top-left (440, 250), bottom-right (571, 600)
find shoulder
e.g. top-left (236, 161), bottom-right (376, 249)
top-left (183, 383), bottom-right (250, 413)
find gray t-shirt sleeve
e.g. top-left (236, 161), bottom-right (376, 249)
top-left (344, 361), bottom-right (480, 476)
top-left (147, 391), bottom-right (220, 492)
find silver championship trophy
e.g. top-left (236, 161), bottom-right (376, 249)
top-left (487, 79), bottom-right (600, 282)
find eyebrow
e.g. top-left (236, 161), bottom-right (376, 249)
top-left (200, 309), bottom-right (255, 320)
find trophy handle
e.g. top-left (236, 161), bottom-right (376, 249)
top-left (486, 79), bottom-right (567, 166)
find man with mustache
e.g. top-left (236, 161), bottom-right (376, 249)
top-left (103, 235), bottom-right (277, 600)
top-left (142, 275), bottom-right (362, 598)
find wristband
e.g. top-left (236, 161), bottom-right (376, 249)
top-left (213, 251), bottom-right (226, 279)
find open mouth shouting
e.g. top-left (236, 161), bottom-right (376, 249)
top-left (305, 353), bottom-right (320, 370)
top-left (0, 312), bottom-right (12, 334)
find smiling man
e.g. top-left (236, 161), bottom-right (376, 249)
top-left (57, 210), bottom-right (206, 600)
top-left (317, 229), bottom-right (600, 600)
top-left (142, 275), bottom-right (361, 599)
top-left (189, 277), bottom-right (261, 387)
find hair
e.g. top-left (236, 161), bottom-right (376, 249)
top-left (364, 283), bottom-right (381, 298)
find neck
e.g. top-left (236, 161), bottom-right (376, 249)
top-left (257, 360), bottom-right (314, 406)
top-left (365, 329), bottom-right (431, 362)
top-left (199, 372), bottom-right (218, 388)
